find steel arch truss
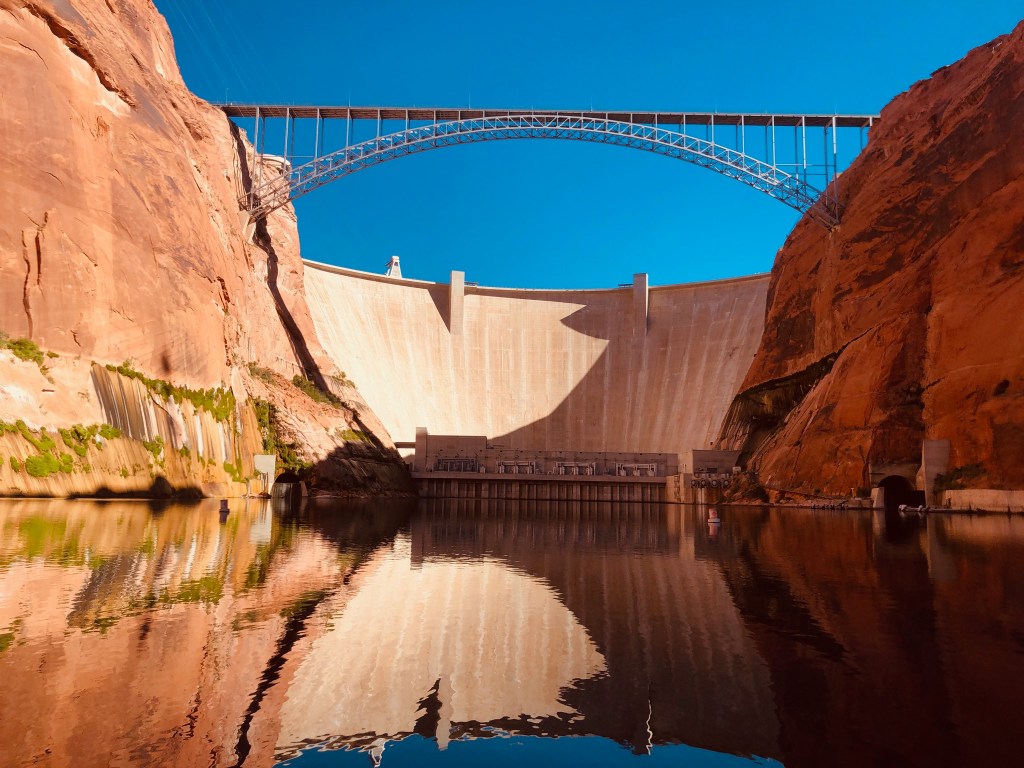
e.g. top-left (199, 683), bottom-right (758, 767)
top-left (245, 114), bottom-right (841, 226)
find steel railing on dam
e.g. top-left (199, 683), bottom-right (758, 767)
top-left (302, 261), bottom-right (770, 464)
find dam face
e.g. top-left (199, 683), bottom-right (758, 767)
top-left (304, 262), bottom-right (769, 464)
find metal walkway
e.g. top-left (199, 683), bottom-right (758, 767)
top-left (219, 104), bottom-right (878, 227)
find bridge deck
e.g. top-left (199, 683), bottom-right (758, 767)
top-left (217, 103), bottom-right (877, 128)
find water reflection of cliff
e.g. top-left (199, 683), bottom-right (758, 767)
top-left (693, 507), bottom-right (1024, 768)
top-left (0, 498), bottom-right (414, 768)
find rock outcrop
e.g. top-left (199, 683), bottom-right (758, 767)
top-left (720, 22), bottom-right (1024, 498)
top-left (0, 0), bottom-right (411, 496)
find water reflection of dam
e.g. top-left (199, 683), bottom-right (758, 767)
top-left (412, 499), bottom-right (681, 559)
top-left (276, 501), bottom-right (781, 761)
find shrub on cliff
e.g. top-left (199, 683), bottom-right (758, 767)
top-left (253, 397), bottom-right (312, 474)
top-left (0, 336), bottom-right (51, 377)
top-left (292, 375), bottom-right (344, 408)
top-left (25, 454), bottom-right (59, 478)
top-left (1, 334), bottom-right (41, 363)
top-left (99, 424), bottom-right (121, 440)
top-left (934, 463), bottom-right (985, 491)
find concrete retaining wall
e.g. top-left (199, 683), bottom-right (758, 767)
top-left (939, 489), bottom-right (1024, 512)
top-left (304, 262), bottom-right (769, 461)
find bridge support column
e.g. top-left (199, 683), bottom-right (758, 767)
top-left (633, 273), bottom-right (648, 337)
top-left (449, 270), bottom-right (464, 335)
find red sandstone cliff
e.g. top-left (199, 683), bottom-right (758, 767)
top-left (0, 0), bottom-right (410, 496)
top-left (720, 21), bottom-right (1024, 498)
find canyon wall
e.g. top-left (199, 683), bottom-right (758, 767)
top-left (720, 21), bottom-right (1024, 499)
top-left (0, 0), bottom-right (409, 496)
top-left (305, 263), bottom-right (768, 461)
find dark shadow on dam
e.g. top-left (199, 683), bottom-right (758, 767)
top-left (494, 297), bottom-right (631, 451)
top-left (426, 282), bottom-right (452, 332)
top-left (478, 278), bottom-right (766, 455)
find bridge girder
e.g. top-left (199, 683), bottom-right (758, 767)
top-left (228, 109), bottom-right (877, 227)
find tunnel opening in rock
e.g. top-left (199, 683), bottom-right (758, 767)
top-left (878, 475), bottom-right (922, 516)
top-left (272, 471), bottom-right (306, 502)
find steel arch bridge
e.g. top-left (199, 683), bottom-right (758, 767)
top-left (219, 105), bottom-right (878, 228)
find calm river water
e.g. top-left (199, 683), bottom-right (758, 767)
top-left (1, 497), bottom-right (1023, 767)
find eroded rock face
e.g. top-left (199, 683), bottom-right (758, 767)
top-left (0, 0), bottom-right (410, 495)
top-left (721, 21), bottom-right (1024, 495)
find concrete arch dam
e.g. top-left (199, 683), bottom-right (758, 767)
top-left (304, 263), bottom-right (769, 462)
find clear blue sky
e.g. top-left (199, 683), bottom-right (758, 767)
top-left (155, 1), bottom-right (1021, 288)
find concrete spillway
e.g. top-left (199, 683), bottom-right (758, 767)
top-left (304, 262), bottom-right (769, 461)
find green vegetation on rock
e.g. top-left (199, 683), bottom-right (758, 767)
top-left (247, 363), bottom-right (275, 383)
top-left (60, 425), bottom-right (99, 457)
top-left (292, 375), bottom-right (344, 407)
top-left (2, 336), bottom-right (43, 365)
top-left (0, 335), bottom-right (51, 377)
top-left (336, 428), bottom-right (371, 443)
top-left (254, 397), bottom-right (311, 474)
top-left (18, 421), bottom-right (55, 453)
top-left (106, 361), bottom-right (236, 421)
top-left (934, 463), bottom-right (985, 491)
top-left (5, 421), bottom-right (125, 479)
top-left (223, 458), bottom-right (246, 483)
top-left (142, 435), bottom-right (165, 461)
top-left (99, 424), bottom-right (121, 440)
top-left (25, 453), bottom-right (60, 478)
top-left (23, 452), bottom-right (73, 478)
top-left (330, 372), bottom-right (354, 389)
